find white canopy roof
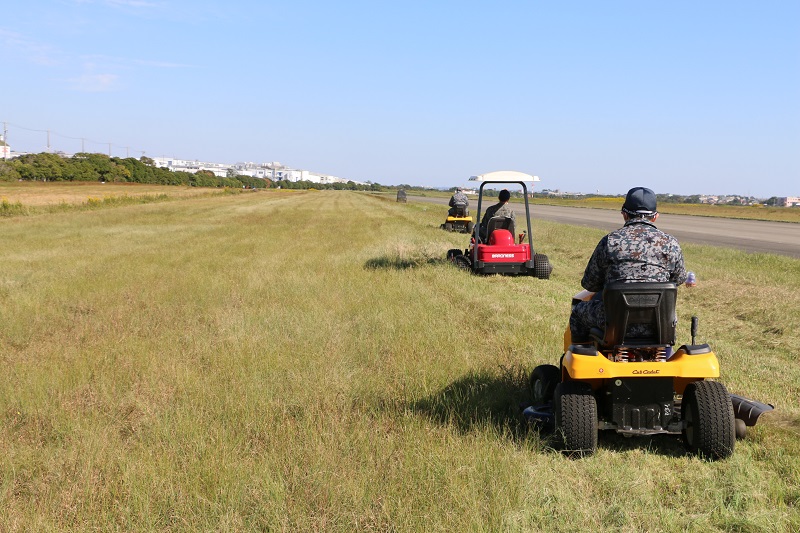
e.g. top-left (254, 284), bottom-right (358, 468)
top-left (468, 170), bottom-right (540, 183)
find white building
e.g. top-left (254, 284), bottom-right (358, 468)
top-left (149, 156), bottom-right (363, 185)
top-left (150, 157), bottom-right (230, 177)
top-left (779, 197), bottom-right (800, 207)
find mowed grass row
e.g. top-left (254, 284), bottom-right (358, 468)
top-left (0, 190), bottom-right (798, 531)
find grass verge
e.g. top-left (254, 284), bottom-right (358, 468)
top-left (0, 191), bottom-right (797, 530)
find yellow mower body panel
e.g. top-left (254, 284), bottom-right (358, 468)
top-left (563, 349), bottom-right (720, 381)
top-left (445, 215), bottom-right (473, 224)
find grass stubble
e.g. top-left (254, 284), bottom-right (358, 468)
top-left (0, 189), bottom-right (798, 531)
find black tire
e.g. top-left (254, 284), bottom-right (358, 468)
top-left (554, 381), bottom-right (598, 456)
top-left (446, 249), bottom-right (462, 261)
top-left (444, 222), bottom-right (454, 232)
top-left (682, 380), bottom-right (735, 459)
top-left (454, 254), bottom-right (472, 272)
top-left (530, 364), bottom-right (561, 405)
top-left (466, 221), bottom-right (474, 234)
top-left (533, 253), bottom-right (552, 279)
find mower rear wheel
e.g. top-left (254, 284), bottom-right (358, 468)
top-left (446, 249), bottom-right (462, 261)
top-left (533, 253), bottom-right (552, 279)
top-left (682, 380), bottom-right (735, 459)
top-left (530, 364), bottom-right (561, 405)
top-left (466, 221), bottom-right (474, 234)
top-left (554, 381), bottom-right (597, 456)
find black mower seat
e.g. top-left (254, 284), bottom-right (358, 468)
top-left (450, 206), bottom-right (468, 217)
top-left (484, 216), bottom-right (515, 243)
top-left (591, 281), bottom-right (678, 347)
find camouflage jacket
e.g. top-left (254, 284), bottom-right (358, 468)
top-left (581, 218), bottom-right (687, 292)
top-left (449, 191), bottom-right (469, 207)
top-left (481, 202), bottom-right (515, 225)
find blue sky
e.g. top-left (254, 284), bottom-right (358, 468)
top-left (1, 1), bottom-right (798, 197)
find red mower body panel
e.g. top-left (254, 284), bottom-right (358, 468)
top-left (473, 230), bottom-right (535, 274)
top-left (477, 243), bottom-right (531, 264)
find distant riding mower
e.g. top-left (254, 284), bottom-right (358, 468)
top-left (440, 205), bottom-right (474, 234)
top-left (446, 171), bottom-right (552, 278)
top-left (524, 282), bottom-right (774, 458)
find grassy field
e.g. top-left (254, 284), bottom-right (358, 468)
top-left (1, 189), bottom-right (798, 531)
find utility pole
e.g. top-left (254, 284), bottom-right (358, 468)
top-left (2, 122), bottom-right (7, 160)
top-left (125, 146), bottom-right (129, 158)
top-left (47, 130), bottom-right (51, 152)
top-left (81, 138), bottom-right (85, 153)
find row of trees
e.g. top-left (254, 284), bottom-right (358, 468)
top-left (277, 179), bottom-right (385, 191)
top-left (0, 152), bottom-right (447, 194)
top-left (0, 152), bottom-right (270, 189)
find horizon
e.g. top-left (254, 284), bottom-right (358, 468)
top-left (1, 145), bottom-right (793, 200)
top-left (2, 1), bottom-right (798, 198)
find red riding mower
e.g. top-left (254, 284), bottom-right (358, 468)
top-left (446, 171), bottom-right (552, 279)
top-left (524, 282), bottom-right (774, 458)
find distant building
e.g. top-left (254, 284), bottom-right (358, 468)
top-left (539, 189), bottom-right (585, 198)
top-left (700, 194), bottom-right (758, 206)
top-left (778, 197), bottom-right (800, 207)
top-left (148, 156), bottom-right (363, 185)
top-left (150, 157), bottom-right (227, 176)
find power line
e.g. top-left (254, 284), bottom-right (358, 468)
top-left (1, 120), bottom-right (159, 159)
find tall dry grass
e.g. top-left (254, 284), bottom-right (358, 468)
top-left (0, 181), bottom-right (214, 207)
top-left (0, 190), bottom-right (797, 531)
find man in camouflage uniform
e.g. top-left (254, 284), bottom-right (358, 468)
top-left (479, 189), bottom-right (516, 241)
top-left (569, 187), bottom-right (687, 342)
top-left (448, 188), bottom-right (470, 217)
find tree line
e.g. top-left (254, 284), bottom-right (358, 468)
top-left (0, 152), bottom-right (457, 195)
top-left (0, 152), bottom-right (269, 189)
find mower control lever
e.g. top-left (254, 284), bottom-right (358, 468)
top-left (691, 316), bottom-right (698, 345)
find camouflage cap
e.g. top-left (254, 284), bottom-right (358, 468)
top-left (622, 187), bottom-right (657, 215)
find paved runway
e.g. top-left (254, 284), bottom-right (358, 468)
top-left (411, 196), bottom-right (800, 258)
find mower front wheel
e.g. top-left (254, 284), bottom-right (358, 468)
top-left (446, 249), bottom-right (462, 261)
top-left (530, 364), bottom-right (561, 405)
top-left (453, 254), bottom-right (472, 272)
top-left (682, 380), bottom-right (735, 459)
top-left (554, 381), bottom-right (597, 456)
top-left (444, 222), bottom-right (454, 232)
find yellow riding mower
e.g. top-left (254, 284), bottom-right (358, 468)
top-left (441, 206), bottom-right (474, 234)
top-left (524, 282), bottom-right (773, 458)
